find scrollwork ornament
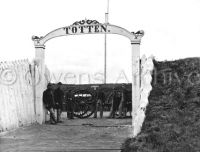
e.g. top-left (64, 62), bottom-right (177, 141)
top-left (72, 19), bottom-right (100, 26)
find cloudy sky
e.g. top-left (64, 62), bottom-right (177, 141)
top-left (0, 0), bottom-right (200, 83)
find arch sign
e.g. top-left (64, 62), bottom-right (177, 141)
top-left (32, 19), bottom-right (143, 46)
top-left (32, 19), bottom-right (144, 134)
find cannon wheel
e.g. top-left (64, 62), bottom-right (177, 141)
top-left (72, 89), bottom-right (96, 119)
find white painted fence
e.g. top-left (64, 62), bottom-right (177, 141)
top-left (0, 59), bottom-right (35, 132)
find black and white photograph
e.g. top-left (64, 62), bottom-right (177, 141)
top-left (0, 0), bottom-right (200, 151)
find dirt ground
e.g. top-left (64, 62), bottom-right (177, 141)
top-left (0, 112), bottom-right (132, 152)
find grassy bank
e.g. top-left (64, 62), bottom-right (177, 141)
top-left (121, 58), bottom-right (200, 152)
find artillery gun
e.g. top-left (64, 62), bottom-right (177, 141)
top-left (51, 83), bottom-right (132, 118)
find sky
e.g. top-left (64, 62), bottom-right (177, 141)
top-left (0, 0), bottom-right (200, 83)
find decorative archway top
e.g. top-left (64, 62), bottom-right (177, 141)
top-left (32, 19), bottom-right (144, 47)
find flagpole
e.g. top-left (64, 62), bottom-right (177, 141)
top-left (104, 0), bottom-right (109, 84)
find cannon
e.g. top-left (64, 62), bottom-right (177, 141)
top-left (51, 83), bottom-right (132, 119)
top-left (70, 89), bottom-right (96, 118)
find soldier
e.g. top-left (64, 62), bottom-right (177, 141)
top-left (54, 82), bottom-right (64, 123)
top-left (94, 88), bottom-right (105, 118)
top-left (43, 83), bottom-right (57, 124)
top-left (118, 85), bottom-right (127, 118)
top-left (109, 88), bottom-right (122, 118)
top-left (65, 90), bottom-right (74, 119)
top-left (125, 89), bottom-right (132, 117)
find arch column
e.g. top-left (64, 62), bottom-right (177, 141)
top-left (130, 31), bottom-right (144, 128)
top-left (32, 36), bottom-right (46, 124)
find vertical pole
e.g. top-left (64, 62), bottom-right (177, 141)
top-left (131, 40), bottom-right (141, 127)
top-left (104, 0), bottom-right (109, 84)
top-left (104, 31), bottom-right (107, 84)
top-left (107, 0), bottom-right (110, 18)
top-left (34, 45), bottom-right (46, 124)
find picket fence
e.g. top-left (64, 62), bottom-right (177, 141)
top-left (0, 59), bottom-right (36, 132)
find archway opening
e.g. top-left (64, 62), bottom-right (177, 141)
top-left (45, 34), bottom-right (131, 84)
top-left (32, 19), bottom-right (144, 134)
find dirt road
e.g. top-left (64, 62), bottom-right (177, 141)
top-left (0, 116), bottom-right (132, 152)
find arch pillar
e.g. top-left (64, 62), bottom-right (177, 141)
top-left (130, 31), bottom-right (144, 131)
top-left (32, 36), bottom-right (46, 124)
top-left (131, 39), bottom-right (141, 124)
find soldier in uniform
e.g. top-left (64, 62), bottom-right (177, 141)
top-left (43, 83), bottom-right (57, 124)
top-left (109, 88), bottom-right (122, 118)
top-left (94, 88), bottom-right (105, 118)
top-left (118, 85), bottom-right (128, 118)
top-left (54, 82), bottom-right (64, 123)
top-left (65, 90), bottom-right (74, 119)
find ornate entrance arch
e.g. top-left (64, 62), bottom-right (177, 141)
top-left (32, 19), bottom-right (144, 129)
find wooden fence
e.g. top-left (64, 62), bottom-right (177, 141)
top-left (0, 59), bottom-right (35, 132)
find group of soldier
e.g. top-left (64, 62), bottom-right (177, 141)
top-left (43, 82), bottom-right (74, 124)
top-left (94, 85), bottom-right (130, 119)
top-left (43, 82), bottom-right (130, 124)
